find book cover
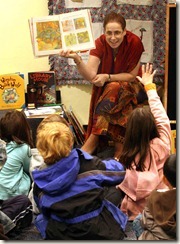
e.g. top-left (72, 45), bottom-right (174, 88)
top-left (27, 71), bottom-right (56, 106)
top-left (29, 9), bottom-right (95, 57)
top-left (0, 74), bottom-right (25, 110)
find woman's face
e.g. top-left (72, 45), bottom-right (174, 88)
top-left (104, 22), bottom-right (126, 49)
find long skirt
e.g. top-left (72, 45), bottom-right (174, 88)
top-left (86, 80), bottom-right (147, 144)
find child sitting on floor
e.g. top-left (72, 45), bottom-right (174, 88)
top-left (116, 63), bottom-right (171, 221)
top-left (28, 114), bottom-right (69, 214)
top-left (32, 119), bottom-right (127, 240)
top-left (0, 110), bottom-right (34, 200)
top-left (0, 195), bottom-right (33, 239)
top-left (133, 153), bottom-right (176, 240)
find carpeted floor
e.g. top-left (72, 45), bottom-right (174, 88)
top-left (7, 219), bottom-right (136, 241)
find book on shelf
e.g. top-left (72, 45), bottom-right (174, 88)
top-left (29, 9), bottom-right (95, 57)
top-left (23, 105), bottom-right (63, 118)
top-left (61, 104), bottom-right (86, 146)
top-left (69, 106), bottom-right (86, 139)
top-left (27, 71), bottom-right (56, 107)
top-left (0, 73), bottom-right (25, 110)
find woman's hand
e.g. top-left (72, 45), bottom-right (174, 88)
top-left (91, 74), bottom-right (108, 87)
top-left (59, 49), bottom-right (80, 63)
top-left (136, 63), bottom-right (156, 86)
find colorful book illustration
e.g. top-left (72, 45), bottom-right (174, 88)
top-left (29, 9), bottom-right (95, 57)
top-left (27, 71), bottom-right (56, 106)
top-left (0, 74), bottom-right (25, 110)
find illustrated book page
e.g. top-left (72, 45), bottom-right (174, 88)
top-left (29, 9), bottom-right (95, 57)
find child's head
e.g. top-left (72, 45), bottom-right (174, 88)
top-left (125, 107), bottom-right (159, 144)
top-left (163, 154), bottom-right (176, 188)
top-left (0, 110), bottom-right (34, 148)
top-left (36, 121), bottom-right (74, 165)
top-left (121, 106), bottom-right (159, 171)
top-left (37, 114), bottom-right (69, 132)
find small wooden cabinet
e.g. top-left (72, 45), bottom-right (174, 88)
top-left (163, 3), bottom-right (176, 125)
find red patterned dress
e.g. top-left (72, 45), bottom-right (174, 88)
top-left (86, 31), bottom-right (145, 144)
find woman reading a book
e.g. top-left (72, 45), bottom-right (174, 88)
top-left (59, 12), bottom-right (145, 160)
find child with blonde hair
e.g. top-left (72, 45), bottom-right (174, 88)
top-left (36, 122), bottom-right (73, 165)
top-left (29, 114), bottom-right (69, 213)
top-left (32, 119), bottom-right (127, 240)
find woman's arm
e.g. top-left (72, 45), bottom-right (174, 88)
top-left (59, 49), bottom-right (141, 85)
top-left (92, 60), bottom-right (141, 87)
top-left (59, 50), bottom-right (99, 81)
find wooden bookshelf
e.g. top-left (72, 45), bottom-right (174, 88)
top-left (163, 3), bottom-right (176, 125)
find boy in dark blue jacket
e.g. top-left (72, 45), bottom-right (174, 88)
top-left (32, 120), bottom-right (127, 240)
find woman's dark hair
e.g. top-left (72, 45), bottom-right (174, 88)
top-left (0, 110), bottom-right (34, 148)
top-left (119, 106), bottom-right (159, 171)
top-left (163, 154), bottom-right (176, 187)
top-left (103, 12), bottom-right (126, 30)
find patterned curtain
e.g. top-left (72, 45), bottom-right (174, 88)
top-left (48, 0), bottom-right (167, 86)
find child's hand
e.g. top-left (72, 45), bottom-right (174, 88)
top-left (136, 63), bottom-right (156, 86)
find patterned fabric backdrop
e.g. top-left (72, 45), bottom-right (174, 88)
top-left (48, 0), bottom-right (167, 85)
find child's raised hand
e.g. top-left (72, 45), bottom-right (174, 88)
top-left (136, 63), bottom-right (156, 86)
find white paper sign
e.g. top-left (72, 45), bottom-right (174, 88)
top-left (65, 0), bottom-right (102, 8)
top-left (117, 0), bottom-right (153, 5)
top-left (126, 19), bottom-right (153, 63)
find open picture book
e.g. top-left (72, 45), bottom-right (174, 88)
top-left (29, 9), bottom-right (95, 57)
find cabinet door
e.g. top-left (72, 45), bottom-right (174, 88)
top-left (163, 4), bottom-right (176, 124)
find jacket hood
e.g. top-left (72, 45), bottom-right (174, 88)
top-left (147, 189), bottom-right (176, 236)
top-left (32, 149), bottom-right (92, 195)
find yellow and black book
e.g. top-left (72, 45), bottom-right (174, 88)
top-left (0, 73), bottom-right (25, 110)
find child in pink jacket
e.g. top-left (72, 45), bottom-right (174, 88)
top-left (117, 63), bottom-right (171, 220)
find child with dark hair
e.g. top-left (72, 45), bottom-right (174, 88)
top-left (117, 63), bottom-right (171, 220)
top-left (163, 153), bottom-right (176, 188)
top-left (32, 119), bottom-right (127, 240)
top-left (0, 114), bottom-right (33, 238)
top-left (133, 154), bottom-right (176, 240)
top-left (0, 110), bottom-right (34, 200)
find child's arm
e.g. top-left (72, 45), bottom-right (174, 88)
top-left (137, 63), bottom-right (171, 150)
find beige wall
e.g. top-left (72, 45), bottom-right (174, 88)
top-left (0, 0), bottom-right (92, 125)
